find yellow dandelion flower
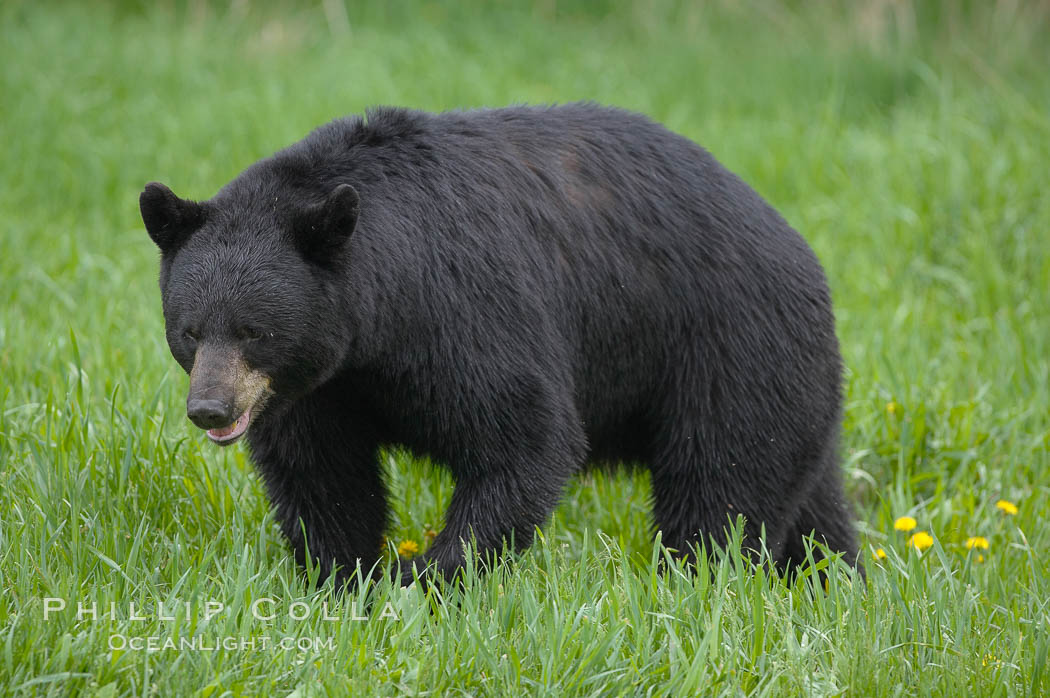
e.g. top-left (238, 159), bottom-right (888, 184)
top-left (886, 401), bottom-right (899, 415)
top-left (874, 548), bottom-right (887, 560)
top-left (397, 539), bottom-right (420, 558)
top-left (907, 531), bottom-right (934, 551)
top-left (977, 554), bottom-right (985, 563)
top-left (964, 536), bottom-right (990, 551)
top-left (894, 516), bottom-right (917, 532)
top-left (995, 500), bottom-right (1018, 516)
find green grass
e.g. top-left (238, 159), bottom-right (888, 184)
top-left (2, 0), bottom-right (1049, 695)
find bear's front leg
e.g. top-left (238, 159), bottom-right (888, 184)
top-left (400, 382), bottom-right (587, 588)
top-left (400, 470), bottom-right (569, 588)
top-left (248, 395), bottom-right (387, 587)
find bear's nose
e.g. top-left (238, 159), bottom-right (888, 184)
top-left (187, 398), bottom-right (236, 430)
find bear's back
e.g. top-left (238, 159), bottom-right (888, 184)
top-left (272, 103), bottom-right (825, 316)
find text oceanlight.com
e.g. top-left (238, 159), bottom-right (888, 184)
top-left (108, 634), bottom-right (339, 652)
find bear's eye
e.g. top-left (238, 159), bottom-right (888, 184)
top-left (237, 326), bottom-right (266, 342)
top-left (183, 328), bottom-right (200, 346)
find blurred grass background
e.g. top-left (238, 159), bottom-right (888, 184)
top-left (1, 1), bottom-right (1048, 695)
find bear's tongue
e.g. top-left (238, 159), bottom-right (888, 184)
top-left (207, 411), bottom-right (250, 442)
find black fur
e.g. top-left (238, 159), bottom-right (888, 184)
top-left (142, 103), bottom-right (860, 586)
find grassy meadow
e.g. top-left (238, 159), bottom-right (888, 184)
top-left (1, 0), bottom-right (1048, 694)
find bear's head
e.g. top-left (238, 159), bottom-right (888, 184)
top-left (140, 180), bottom-right (360, 445)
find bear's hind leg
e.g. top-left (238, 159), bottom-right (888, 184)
top-left (779, 458), bottom-right (862, 577)
top-left (646, 414), bottom-right (816, 567)
top-left (647, 404), bottom-right (860, 578)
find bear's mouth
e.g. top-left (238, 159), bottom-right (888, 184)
top-left (206, 410), bottom-right (251, 446)
top-left (186, 345), bottom-right (273, 447)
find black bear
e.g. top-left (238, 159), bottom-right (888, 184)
top-left (140, 103), bottom-right (860, 586)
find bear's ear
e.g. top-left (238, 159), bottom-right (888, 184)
top-left (296, 183), bottom-right (360, 263)
top-left (140, 182), bottom-right (205, 254)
